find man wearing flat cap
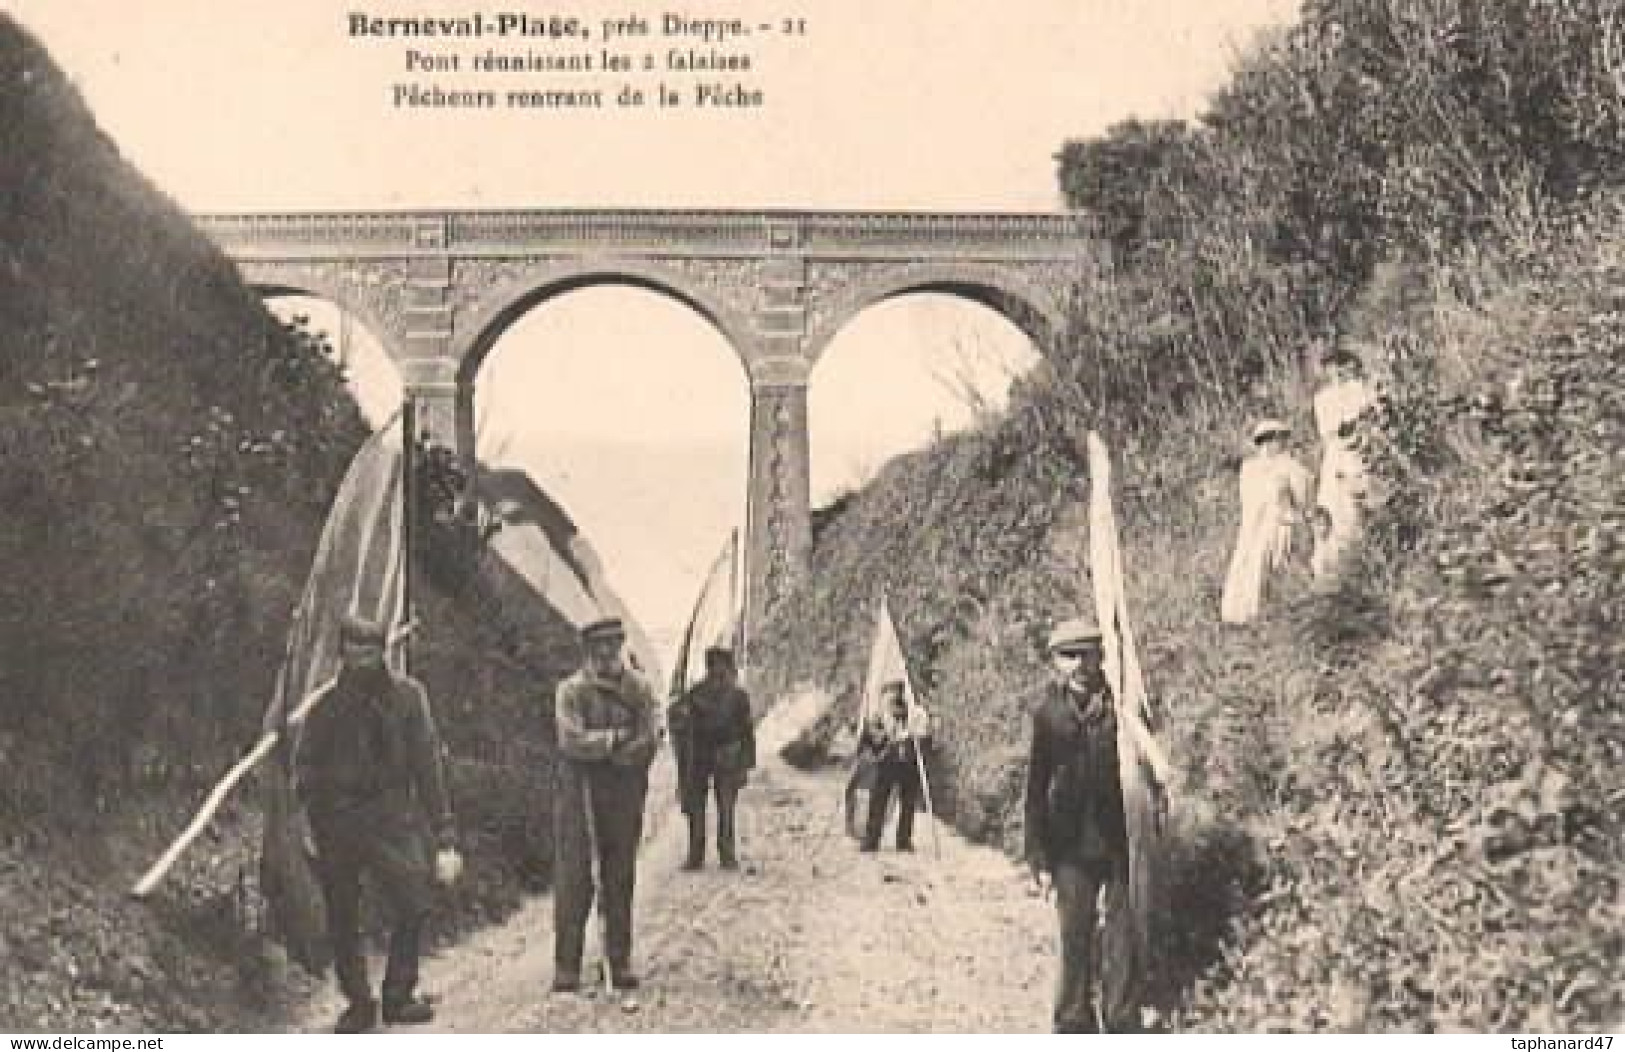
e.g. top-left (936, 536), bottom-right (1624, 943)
top-left (1025, 615), bottom-right (1147, 1033)
top-left (858, 680), bottom-right (932, 852)
top-left (295, 612), bottom-right (461, 1033)
top-left (668, 646), bottom-right (756, 871)
top-left (551, 615), bottom-right (664, 993)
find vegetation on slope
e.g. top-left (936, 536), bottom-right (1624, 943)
top-left (0, 15), bottom-right (575, 1030)
top-left (758, 0), bottom-right (1622, 1030)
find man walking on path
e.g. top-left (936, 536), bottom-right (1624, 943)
top-left (669, 646), bottom-right (756, 871)
top-left (551, 616), bottom-right (664, 994)
top-left (1024, 616), bottom-right (1160, 1033)
top-left (296, 613), bottom-right (462, 1034)
top-left (859, 681), bottom-right (932, 853)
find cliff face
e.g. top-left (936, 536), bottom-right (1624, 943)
top-left (753, 1), bottom-right (1625, 1025)
top-left (0, 15), bottom-right (577, 1030)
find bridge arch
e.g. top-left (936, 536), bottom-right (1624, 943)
top-left (453, 256), bottom-right (757, 384)
top-left (805, 260), bottom-right (1067, 368)
top-left (246, 275), bottom-right (407, 428)
top-left (196, 208), bottom-right (1101, 652)
top-left (241, 274), bottom-right (402, 360)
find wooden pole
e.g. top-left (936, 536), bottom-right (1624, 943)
top-left (911, 723), bottom-right (942, 861)
top-left (582, 775), bottom-right (614, 995)
top-left (131, 723), bottom-right (298, 899)
top-left (400, 396), bottom-right (417, 676)
top-left (131, 623), bottom-right (415, 898)
top-left (881, 587), bottom-right (942, 860)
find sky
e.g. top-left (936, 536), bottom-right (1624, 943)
top-left (9, 0), bottom-right (1297, 663)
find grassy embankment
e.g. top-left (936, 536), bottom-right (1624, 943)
top-left (759, 0), bottom-right (1621, 1031)
top-left (0, 16), bottom-right (576, 1030)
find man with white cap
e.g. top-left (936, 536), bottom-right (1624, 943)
top-left (1220, 417), bottom-right (1313, 624)
top-left (1025, 615), bottom-right (1145, 1033)
top-left (551, 615), bottom-right (664, 994)
top-left (296, 612), bottom-right (461, 1033)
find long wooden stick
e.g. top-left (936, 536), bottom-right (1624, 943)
top-left (910, 727), bottom-right (942, 861)
top-left (130, 622), bottom-right (414, 899)
top-left (130, 681), bottom-right (331, 898)
top-left (582, 773), bottom-right (614, 995)
top-left (400, 396), bottom-right (417, 677)
top-left (884, 587), bottom-right (941, 861)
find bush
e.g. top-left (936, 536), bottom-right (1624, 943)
top-left (752, 0), bottom-right (1623, 1030)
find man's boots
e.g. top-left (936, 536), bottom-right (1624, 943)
top-left (718, 804), bottom-right (738, 870)
top-left (382, 995), bottom-right (435, 1026)
top-left (333, 999), bottom-right (378, 1034)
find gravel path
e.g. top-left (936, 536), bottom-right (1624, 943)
top-left (298, 691), bottom-right (1057, 1033)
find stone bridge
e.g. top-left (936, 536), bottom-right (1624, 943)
top-left (193, 208), bottom-right (1106, 647)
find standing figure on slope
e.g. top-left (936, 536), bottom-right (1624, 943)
top-left (551, 616), bottom-right (664, 995)
top-left (1312, 343), bottom-right (1376, 582)
top-left (858, 682), bottom-right (932, 853)
top-left (1025, 617), bottom-right (1164, 1033)
top-left (669, 646), bottom-right (756, 871)
top-left (1220, 418), bottom-right (1313, 624)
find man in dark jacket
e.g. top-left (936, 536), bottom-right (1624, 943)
top-left (859, 681), bottom-right (931, 853)
top-left (669, 646), bottom-right (755, 871)
top-left (295, 613), bottom-right (460, 1034)
top-left (551, 616), bottom-right (663, 994)
top-left (1024, 616), bottom-right (1148, 1034)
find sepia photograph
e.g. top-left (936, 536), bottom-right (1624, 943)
top-left (0, 0), bottom-right (1620, 1035)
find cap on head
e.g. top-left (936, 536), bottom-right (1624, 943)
top-left (579, 616), bottom-right (625, 644)
top-left (704, 645), bottom-right (734, 669)
top-left (1047, 617), bottom-right (1102, 652)
top-left (339, 613), bottom-right (386, 646)
top-left (1252, 418), bottom-right (1291, 444)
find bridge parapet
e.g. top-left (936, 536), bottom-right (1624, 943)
top-left (197, 212), bottom-right (421, 253)
top-left (195, 209), bottom-right (1099, 261)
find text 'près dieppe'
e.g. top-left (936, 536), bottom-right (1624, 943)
top-left (348, 11), bottom-right (765, 44)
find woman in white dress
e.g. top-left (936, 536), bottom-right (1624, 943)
top-left (1221, 419), bottom-right (1313, 624)
top-left (1312, 348), bottom-right (1375, 581)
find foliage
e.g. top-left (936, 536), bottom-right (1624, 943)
top-left (0, 15), bottom-right (579, 1029)
top-left (758, 0), bottom-right (1624, 1031)
top-left (1052, 0), bottom-right (1625, 436)
top-left (414, 436), bottom-right (487, 594)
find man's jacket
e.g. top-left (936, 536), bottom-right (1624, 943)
top-left (295, 667), bottom-right (455, 844)
top-left (859, 708), bottom-right (931, 768)
top-left (554, 666), bottom-right (663, 769)
top-left (1024, 680), bottom-right (1128, 870)
top-left (669, 679), bottom-right (755, 774)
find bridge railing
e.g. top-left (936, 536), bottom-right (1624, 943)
top-left (800, 212), bottom-right (1093, 252)
top-left (447, 210), bottom-right (768, 248)
top-left (197, 212), bottom-right (420, 249)
top-left (193, 209), bottom-right (1100, 258)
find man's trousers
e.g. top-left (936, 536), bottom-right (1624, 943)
top-left (681, 757), bottom-right (744, 866)
top-left (1051, 855), bottom-right (1139, 1033)
top-left (862, 760), bottom-right (920, 850)
top-left (553, 760), bottom-right (648, 979)
top-left (309, 810), bottom-right (433, 1008)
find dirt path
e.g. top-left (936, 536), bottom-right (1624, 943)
top-left (298, 691), bottom-right (1056, 1033)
